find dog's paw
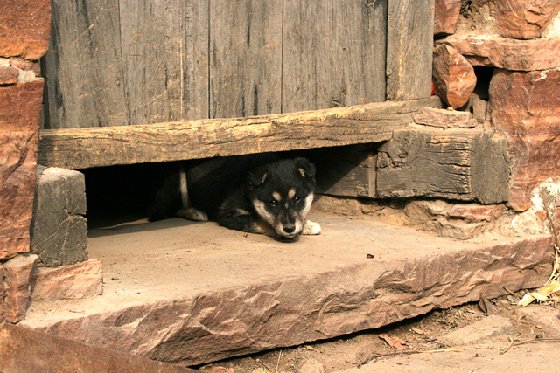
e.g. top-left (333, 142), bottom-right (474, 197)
top-left (177, 208), bottom-right (208, 222)
top-left (302, 220), bottom-right (321, 235)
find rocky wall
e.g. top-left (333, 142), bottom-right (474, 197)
top-left (0, 0), bottom-right (51, 323)
top-left (433, 0), bottom-right (560, 211)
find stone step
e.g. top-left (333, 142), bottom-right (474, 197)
top-left (21, 212), bottom-right (552, 366)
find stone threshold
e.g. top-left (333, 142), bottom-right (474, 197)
top-left (21, 212), bottom-right (552, 366)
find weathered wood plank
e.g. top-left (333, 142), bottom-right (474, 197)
top-left (310, 144), bottom-right (378, 198)
top-left (387, 0), bottom-right (435, 100)
top-left (119, 0), bottom-right (208, 124)
top-left (282, 0), bottom-right (387, 113)
top-left (376, 126), bottom-right (509, 204)
top-left (210, 0), bottom-right (282, 118)
top-left (43, 0), bottom-right (128, 128)
top-left (38, 97), bottom-right (441, 169)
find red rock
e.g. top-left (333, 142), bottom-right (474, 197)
top-left (0, 266), bottom-right (4, 322)
top-left (434, 0), bottom-right (461, 36)
top-left (2, 254), bottom-right (38, 323)
top-left (404, 200), bottom-right (506, 239)
top-left (433, 45), bottom-right (477, 109)
top-left (32, 260), bottom-right (103, 301)
top-left (495, 0), bottom-right (560, 39)
top-left (0, 80), bottom-right (44, 260)
top-left (0, 324), bottom-right (196, 373)
top-left (413, 107), bottom-right (475, 128)
top-left (0, 0), bottom-right (51, 59)
top-left (489, 69), bottom-right (560, 211)
top-left (0, 66), bottom-right (18, 84)
top-left (441, 37), bottom-right (560, 71)
top-left (10, 57), bottom-right (41, 75)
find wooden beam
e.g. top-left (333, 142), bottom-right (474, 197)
top-left (309, 144), bottom-right (378, 198)
top-left (376, 126), bottom-right (509, 204)
top-left (38, 97), bottom-right (441, 169)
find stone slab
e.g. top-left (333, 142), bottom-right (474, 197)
top-left (0, 0), bottom-right (51, 59)
top-left (404, 200), bottom-right (507, 240)
top-left (0, 324), bottom-right (196, 373)
top-left (31, 167), bottom-right (87, 267)
top-left (32, 259), bottom-right (102, 301)
top-left (21, 212), bottom-right (552, 366)
top-left (440, 36), bottom-right (560, 71)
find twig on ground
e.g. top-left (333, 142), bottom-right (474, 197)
top-left (275, 350), bottom-right (283, 373)
top-left (500, 337), bottom-right (560, 355)
top-left (358, 347), bottom-right (460, 367)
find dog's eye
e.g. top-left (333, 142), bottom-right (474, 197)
top-left (269, 199), bottom-right (278, 207)
top-left (294, 196), bottom-right (301, 204)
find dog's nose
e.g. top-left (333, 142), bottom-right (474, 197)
top-left (283, 224), bottom-right (296, 233)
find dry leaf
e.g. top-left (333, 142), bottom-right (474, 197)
top-left (379, 334), bottom-right (407, 350)
top-left (537, 280), bottom-right (560, 297)
top-left (518, 293), bottom-right (536, 307)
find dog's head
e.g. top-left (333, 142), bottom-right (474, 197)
top-left (246, 157), bottom-right (316, 240)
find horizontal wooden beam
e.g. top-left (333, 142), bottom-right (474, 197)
top-left (376, 126), bottom-right (509, 204)
top-left (38, 98), bottom-right (441, 169)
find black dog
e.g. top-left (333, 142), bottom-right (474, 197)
top-left (149, 156), bottom-right (321, 240)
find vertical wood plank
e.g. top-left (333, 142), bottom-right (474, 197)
top-left (387, 0), bottom-right (435, 100)
top-left (43, 0), bottom-right (128, 128)
top-left (282, 0), bottom-right (387, 114)
top-left (119, 0), bottom-right (209, 124)
top-left (209, 0), bottom-right (283, 118)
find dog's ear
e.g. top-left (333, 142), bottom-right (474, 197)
top-left (294, 157), bottom-right (316, 182)
top-left (247, 167), bottom-right (268, 189)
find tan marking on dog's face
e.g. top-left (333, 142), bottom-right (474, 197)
top-left (302, 193), bottom-right (314, 217)
top-left (253, 199), bottom-right (276, 226)
top-left (272, 192), bottom-right (282, 202)
top-left (288, 188), bottom-right (296, 199)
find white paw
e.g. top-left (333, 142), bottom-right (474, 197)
top-left (177, 208), bottom-right (208, 222)
top-left (303, 220), bottom-right (321, 235)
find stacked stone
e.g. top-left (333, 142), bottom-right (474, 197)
top-left (432, 0), bottom-right (560, 212)
top-left (0, 0), bottom-right (51, 323)
top-left (0, 1), bottom-right (101, 324)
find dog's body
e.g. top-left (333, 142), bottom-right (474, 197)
top-left (149, 156), bottom-right (321, 240)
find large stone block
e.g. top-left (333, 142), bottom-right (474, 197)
top-left (31, 167), bottom-right (87, 267)
top-left (0, 79), bottom-right (44, 260)
top-left (21, 215), bottom-right (552, 365)
top-left (489, 69), bottom-right (560, 211)
top-left (434, 0), bottom-right (461, 36)
top-left (2, 254), bottom-right (38, 323)
top-left (495, 0), bottom-right (560, 39)
top-left (440, 37), bottom-right (560, 71)
top-left (32, 259), bottom-right (102, 301)
top-left (0, 0), bottom-right (51, 59)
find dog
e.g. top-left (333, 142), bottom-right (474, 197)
top-left (148, 156), bottom-right (321, 241)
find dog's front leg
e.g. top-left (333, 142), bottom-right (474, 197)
top-left (302, 219), bottom-right (321, 235)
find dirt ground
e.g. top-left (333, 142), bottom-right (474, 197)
top-left (199, 293), bottom-right (560, 373)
